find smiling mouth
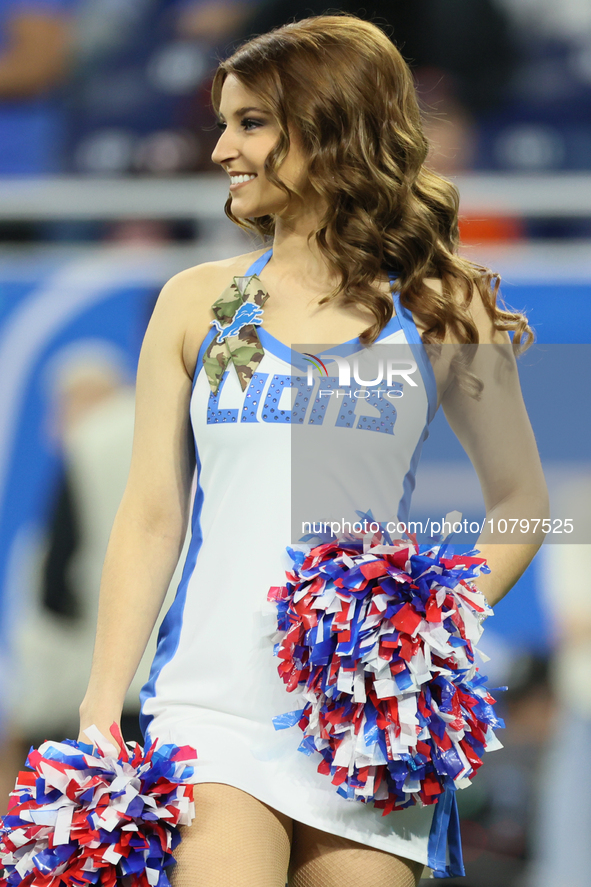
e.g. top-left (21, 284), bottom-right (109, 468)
top-left (229, 173), bottom-right (257, 187)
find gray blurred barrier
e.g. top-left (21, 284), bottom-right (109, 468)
top-left (0, 174), bottom-right (591, 221)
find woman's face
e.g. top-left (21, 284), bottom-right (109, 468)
top-left (211, 74), bottom-right (309, 218)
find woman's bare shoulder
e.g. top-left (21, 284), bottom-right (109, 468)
top-left (154, 247), bottom-right (269, 378)
top-left (153, 246), bottom-right (268, 338)
top-left (422, 275), bottom-right (509, 346)
top-left (162, 247), bottom-right (269, 300)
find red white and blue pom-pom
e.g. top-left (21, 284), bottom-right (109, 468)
top-left (0, 726), bottom-right (197, 887)
top-left (268, 533), bottom-right (504, 815)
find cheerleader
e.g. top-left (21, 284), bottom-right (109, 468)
top-left (15, 14), bottom-right (549, 887)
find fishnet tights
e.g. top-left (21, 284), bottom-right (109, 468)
top-left (171, 784), bottom-right (292, 887)
top-left (289, 823), bottom-right (424, 887)
top-left (170, 783), bottom-right (424, 887)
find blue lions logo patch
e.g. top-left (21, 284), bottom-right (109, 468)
top-left (211, 303), bottom-right (264, 343)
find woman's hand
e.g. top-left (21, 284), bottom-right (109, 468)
top-left (78, 718), bottom-right (124, 755)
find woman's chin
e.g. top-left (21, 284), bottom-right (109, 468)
top-left (229, 192), bottom-right (286, 219)
top-left (229, 197), bottom-right (258, 216)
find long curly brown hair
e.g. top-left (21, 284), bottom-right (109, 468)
top-left (211, 14), bottom-right (532, 351)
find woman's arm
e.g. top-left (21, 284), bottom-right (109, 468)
top-left (78, 270), bottom-right (203, 743)
top-left (438, 284), bottom-right (549, 608)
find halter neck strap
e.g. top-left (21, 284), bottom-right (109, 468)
top-left (245, 248), bottom-right (273, 276)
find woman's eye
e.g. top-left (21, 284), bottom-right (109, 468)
top-left (242, 117), bottom-right (263, 131)
top-left (215, 117), bottom-right (264, 132)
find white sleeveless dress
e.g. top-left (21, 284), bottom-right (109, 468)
top-left (140, 249), bottom-right (463, 877)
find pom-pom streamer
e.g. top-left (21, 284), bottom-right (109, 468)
top-left (0, 726), bottom-right (197, 887)
top-left (268, 534), bottom-right (504, 815)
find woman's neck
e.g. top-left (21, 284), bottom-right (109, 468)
top-left (270, 209), bottom-right (338, 292)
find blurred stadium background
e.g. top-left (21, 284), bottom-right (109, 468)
top-left (0, 1), bottom-right (590, 885)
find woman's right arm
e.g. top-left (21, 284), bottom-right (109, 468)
top-left (78, 270), bottom-right (203, 744)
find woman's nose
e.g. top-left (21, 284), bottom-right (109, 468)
top-left (211, 128), bottom-right (238, 166)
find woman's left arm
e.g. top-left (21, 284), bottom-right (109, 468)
top-left (439, 284), bottom-right (549, 607)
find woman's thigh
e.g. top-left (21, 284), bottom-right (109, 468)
top-left (171, 783), bottom-right (292, 887)
top-left (289, 821), bottom-right (424, 887)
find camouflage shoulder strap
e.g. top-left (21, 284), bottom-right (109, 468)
top-left (203, 274), bottom-right (270, 394)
